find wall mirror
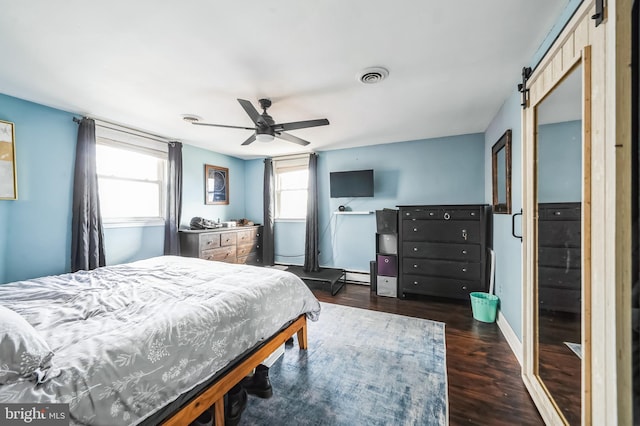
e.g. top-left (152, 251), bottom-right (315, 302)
top-left (492, 129), bottom-right (512, 214)
top-left (534, 63), bottom-right (583, 425)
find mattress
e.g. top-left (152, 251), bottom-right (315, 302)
top-left (0, 256), bottom-right (321, 425)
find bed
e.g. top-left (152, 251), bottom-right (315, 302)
top-left (0, 255), bottom-right (321, 425)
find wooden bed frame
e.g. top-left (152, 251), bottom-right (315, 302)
top-left (162, 314), bottom-right (308, 426)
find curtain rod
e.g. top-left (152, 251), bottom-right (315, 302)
top-left (73, 117), bottom-right (176, 145)
top-left (272, 152), bottom-right (314, 161)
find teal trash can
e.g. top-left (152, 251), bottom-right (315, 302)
top-left (470, 292), bottom-right (499, 323)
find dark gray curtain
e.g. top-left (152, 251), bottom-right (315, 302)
top-left (164, 142), bottom-right (183, 255)
top-left (304, 153), bottom-right (319, 272)
top-left (71, 118), bottom-right (106, 272)
top-left (263, 158), bottom-right (275, 266)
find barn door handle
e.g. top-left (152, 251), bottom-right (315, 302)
top-left (512, 209), bottom-right (523, 241)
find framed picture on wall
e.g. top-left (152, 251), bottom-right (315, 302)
top-left (205, 164), bottom-right (229, 205)
top-left (0, 119), bottom-right (17, 200)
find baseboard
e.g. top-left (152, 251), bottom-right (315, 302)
top-left (496, 310), bottom-right (523, 366)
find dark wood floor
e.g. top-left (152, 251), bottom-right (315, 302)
top-left (310, 283), bottom-right (544, 426)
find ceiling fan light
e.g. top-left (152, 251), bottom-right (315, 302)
top-left (256, 133), bottom-right (275, 143)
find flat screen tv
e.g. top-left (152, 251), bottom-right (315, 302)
top-left (329, 169), bottom-right (374, 198)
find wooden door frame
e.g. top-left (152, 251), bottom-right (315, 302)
top-left (520, 0), bottom-right (634, 423)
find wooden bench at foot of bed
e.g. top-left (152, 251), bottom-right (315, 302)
top-left (162, 314), bottom-right (308, 426)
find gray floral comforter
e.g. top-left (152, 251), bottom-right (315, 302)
top-left (0, 256), bottom-right (321, 425)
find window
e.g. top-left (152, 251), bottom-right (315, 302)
top-left (96, 136), bottom-right (167, 225)
top-left (274, 156), bottom-right (309, 220)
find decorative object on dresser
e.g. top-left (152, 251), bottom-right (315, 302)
top-left (398, 204), bottom-right (491, 300)
top-left (374, 209), bottom-right (399, 297)
top-left (179, 225), bottom-right (263, 265)
top-left (537, 202), bottom-right (581, 313)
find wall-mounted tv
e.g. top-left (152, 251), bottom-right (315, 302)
top-left (329, 169), bottom-right (374, 198)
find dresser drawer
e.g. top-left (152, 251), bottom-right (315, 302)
top-left (402, 220), bottom-right (481, 243)
top-left (539, 287), bottom-right (581, 313)
top-left (199, 233), bottom-right (220, 251)
top-left (236, 229), bottom-right (257, 245)
top-left (538, 266), bottom-right (581, 290)
top-left (403, 258), bottom-right (481, 281)
top-left (402, 242), bottom-right (480, 262)
top-left (538, 221), bottom-right (580, 247)
top-left (401, 207), bottom-right (482, 221)
top-left (200, 249), bottom-right (217, 261)
top-left (401, 274), bottom-right (482, 299)
top-left (220, 232), bottom-right (237, 247)
top-left (212, 246), bottom-right (236, 262)
top-left (539, 205), bottom-right (581, 220)
top-left (236, 243), bottom-right (256, 258)
top-left (238, 252), bottom-right (260, 265)
top-left (538, 247), bottom-right (581, 268)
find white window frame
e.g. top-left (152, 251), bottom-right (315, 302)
top-left (95, 127), bottom-right (168, 228)
top-left (274, 155), bottom-right (310, 221)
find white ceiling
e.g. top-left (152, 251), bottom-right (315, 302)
top-left (0, 1), bottom-right (567, 160)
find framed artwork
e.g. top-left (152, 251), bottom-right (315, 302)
top-left (491, 129), bottom-right (512, 214)
top-left (205, 164), bottom-right (229, 205)
top-left (0, 119), bottom-right (17, 200)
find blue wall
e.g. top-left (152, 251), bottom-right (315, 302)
top-left (181, 144), bottom-right (252, 228)
top-left (0, 93), bottom-right (248, 283)
top-left (538, 121), bottom-right (582, 202)
top-left (0, 203), bottom-right (7, 282)
top-left (484, 91), bottom-right (524, 340)
top-left (0, 94), bottom-right (77, 283)
top-left (246, 133), bottom-right (486, 271)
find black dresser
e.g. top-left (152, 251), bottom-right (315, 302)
top-left (398, 204), bottom-right (491, 300)
top-left (538, 202), bottom-right (581, 313)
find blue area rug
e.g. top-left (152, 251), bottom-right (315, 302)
top-left (241, 302), bottom-right (448, 425)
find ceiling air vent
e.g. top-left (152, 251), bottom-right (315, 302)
top-left (357, 67), bottom-right (389, 84)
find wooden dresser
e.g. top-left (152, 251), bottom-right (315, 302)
top-left (179, 226), bottom-right (263, 265)
top-left (398, 204), bottom-right (491, 300)
top-left (538, 202), bottom-right (581, 313)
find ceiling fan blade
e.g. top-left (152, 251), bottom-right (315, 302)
top-left (241, 134), bottom-right (257, 146)
top-left (273, 118), bottom-right (329, 132)
top-left (192, 122), bottom-right (255, 130)
top-left (237, 99), bottom-right (264, 125)
top-left (276, 132), bottom-right (310, 146)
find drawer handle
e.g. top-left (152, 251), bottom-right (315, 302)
top-left (413, 228), bottom-right (418, 232)
top-left (471, 212), bottom-right (476, 216)
top-left (384, 258), bottom-right (390, 264)
top-left (462, 285), bottom-right (467, 290)
top-left (413, 264), bottom-right (418, 268)
top-left (462, 229), bottom-right (468, 240)
top-left (429, 212), bottom-right (435, 216)
top-left (462, 268), bottom-right (467, 272)
top-left (444, 212), bottom-right (451, 220)
top-left (413, 281), bottom-right (418, 285)
top-left (413, 247), bottom-right (418, 252)
top-left (462, 249), bottom-right (468, 254)
top-left (405, 212), bottom-right (411, 216)
top-left (554, 211), bottom-right (562, 216)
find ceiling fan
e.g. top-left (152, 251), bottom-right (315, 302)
top-left (191, 98), bottom-right (330, 146)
